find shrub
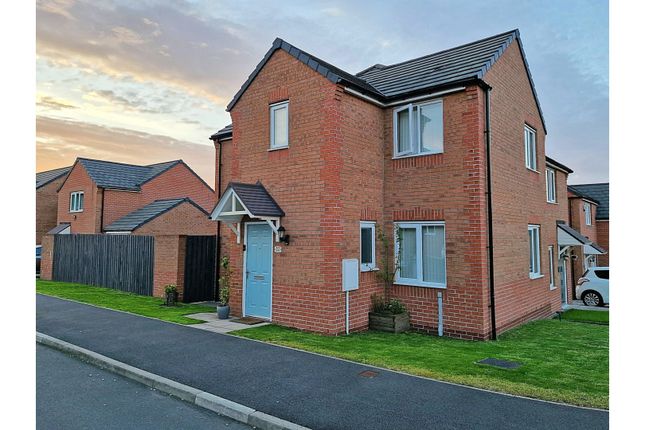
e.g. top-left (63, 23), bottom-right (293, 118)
top-left (218, 256), bottom-right (231, 305)
top-left (371, 294), bottom-right (407, 315)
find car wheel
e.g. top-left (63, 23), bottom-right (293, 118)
top-left (582, 291), bottom-right (604, 307)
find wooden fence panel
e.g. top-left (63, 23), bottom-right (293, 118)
top-left (52, 234), bottom-right (154, 296)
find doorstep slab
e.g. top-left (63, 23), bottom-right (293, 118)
top-left (187, 314), bottom-right (270, 333)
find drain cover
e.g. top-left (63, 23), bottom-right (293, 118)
top-left (358, 370), bottom-right (379, 378)
top-left (477, 358), bottom-right (522, 369)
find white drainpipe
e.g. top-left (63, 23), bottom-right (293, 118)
top-left (438, 292), bottom-right (444, 337)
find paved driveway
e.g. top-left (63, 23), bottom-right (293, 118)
top-left (37, 294), bottom-right (608, 430)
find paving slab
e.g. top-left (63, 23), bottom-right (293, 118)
top-left (37, 294), bottom-right (608, 430)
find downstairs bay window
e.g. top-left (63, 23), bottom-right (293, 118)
top-left (393, 100), bottom-right (443, 157)
top-left (394, 222), bottom-right (446, 288)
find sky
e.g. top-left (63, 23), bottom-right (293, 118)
top-left (36, 0), bottom-right (608, 185)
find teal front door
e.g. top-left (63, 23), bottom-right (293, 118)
top-left (244, 223), bottom-right (273, 319)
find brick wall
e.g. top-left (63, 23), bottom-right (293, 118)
top-left (36, 176), bottom-right (66, 244)
top-left (150, 235), bottom-right (187, 299)
top-left (57, 163), bottom-right (101, 234)
top-left (383, 86), bottom-right (490, 339)
top-left (568, 196), bottom-right (599, 286)
top-left (132, 202), bottom-right (216, 236)
top-left (596, 220), bottom-right (609, 266)
top-left (39, 234), bottom-right (54, 280)
top-left (102, 162), bottom-right (216, 228)
top-left (483, 40), bottom-right (563, 335)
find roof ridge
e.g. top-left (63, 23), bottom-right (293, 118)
top-left (145, 160), bottom-right (182, 167)
top-left (358, 29), bottom-right (517, 75)
top-left (36, 166), bottom-right (71, 175)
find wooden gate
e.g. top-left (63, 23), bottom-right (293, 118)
top-left (183, 236), bottom-right (217, 302)
top-left (52, 234), bottom-right (154, 296)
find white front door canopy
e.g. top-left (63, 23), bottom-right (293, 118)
top-left (210, 182), bottom-right (285, 243)
top-left (556, 222), bottom-right (606, 255)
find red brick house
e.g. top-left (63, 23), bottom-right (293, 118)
top-left (567, 183), bottom-right (609, 290)
top-left (209, 30), bottom-right (594, 339)
top-left (54, 158), bottom-right (216, 235)
top-left (36, 166), bottom-right (71, 244)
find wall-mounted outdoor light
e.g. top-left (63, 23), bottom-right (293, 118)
top-left (277, 225), bottom-right (290, 246)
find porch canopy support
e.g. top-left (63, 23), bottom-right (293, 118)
top-left (556, 221), bottom-right (606, 258)
top-left (210, 182), bottom-right (285, 243)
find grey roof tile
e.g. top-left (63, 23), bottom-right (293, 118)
top-left (210, 124), bottom-right (232, 140)
top-left (228, 182), bottom-right (284, 217)
top-left (75, 158), bottom-right (181, 191)
top-left (568, 183), bottom-right (609, 220)
top-left (104, 198), bottom-right (207, 232)
top-left (36, 166), bottom-right (71, 189)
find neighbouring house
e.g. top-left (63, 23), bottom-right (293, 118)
top-left (567, 183), bottom-right (609, 289)
top-left (54, 157), bottom-right (216, 234)
top-left (209, 29), bottom-right (595, 339)
top-left (40, 158), bottom-right (218, 301)
top-left (36, 166), bottom-right (71, 245)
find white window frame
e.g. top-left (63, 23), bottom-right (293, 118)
top-left (546, 168), bottom-right (556, 203)
top-left (524, 125), bottom-right (537, 171)
top-left (269, 101), bottom-right (289, 150)
top-left (393, 99), bottom-right (443, 158)
top-left (528, 224), bottom-right (541, 279)
top-left (584, 202), bottom-right (592, 225)
top-left (69, 191), bottom-right (84, 213)
top-left (548, 246), bottom-right (555, 289)
top-left (360, 221), bottom-right (377, 272)
top-left (394, 221), bottom-right (447, 288)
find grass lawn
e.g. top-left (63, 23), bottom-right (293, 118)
top-left (233, 319), bottom-right (608, 409)
top-left (36, 280), bottom-right (214, 325)
top-left (561, 309), bottom-right (609, 324)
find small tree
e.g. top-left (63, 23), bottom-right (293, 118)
top-left (218, 256), bottom-right (231, 305)
top-left (375, 224), bottom-right (402, 301)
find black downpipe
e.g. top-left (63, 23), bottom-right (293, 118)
top-left (100, 187), bottom-right (105, 233)
top-left (484, 87), bottom-right (497, 340)
top-left (214, 138), bottom-right (223, 302)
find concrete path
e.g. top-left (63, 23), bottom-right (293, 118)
top-left (37, 294), bottom-right (609, 430)
top-left (188, 312), bottom-right (270, 333)
top-left (37, 344), bottom-right (251, 430)
top-left (570, 300), bottom-right (609, 311)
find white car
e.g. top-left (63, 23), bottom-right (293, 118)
top-left (576, 267), bottom-right (609, 307)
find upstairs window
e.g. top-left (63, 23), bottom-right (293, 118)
top-left (584, 202), bottom-right (592, 225)
top-left (546, 168), bottom-right (556, 203)
top-left (528, 225), bottom-right (541, 278)
top-left (360, 222), bottom-right (376, 272)
top-left (270, 101), bottom-right (289, 149)
top-left (524, 125), bottom-right (537, 170)
top-left (393, 100), bottom-right (443, 157)
top-left (69, 191), bottom-right (84, 213)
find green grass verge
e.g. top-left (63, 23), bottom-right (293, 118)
top-left (233, 320), bottom-right (608, 409)
top-left (36, 280), bottom-right (214, 325)
top-left (561, 309), bottom-right (609, 324)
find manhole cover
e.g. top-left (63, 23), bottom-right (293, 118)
top-left (477, 358), bottom-right (522, 369)
top-left (358, 370), bottom-right (379, 378)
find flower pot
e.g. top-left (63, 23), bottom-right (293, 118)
top-left (165, 291), bottom-right (177, 306)
top-left (369, 312), bottom-right (410, 333)
top-left (217, 304), bottom-right (230, 319)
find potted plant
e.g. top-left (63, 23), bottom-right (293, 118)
top-left (369, 225), bottom-right (410, 333)
top-left (217, 256), bottom-right (231, 319)
top-left (164, 284), bottom-right (177, 306)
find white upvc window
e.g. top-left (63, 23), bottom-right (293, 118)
top-left (584, 202), bottom-right (592, 225)
top-left (69, 191), bottom-right (84, 213)
top-left (393, 99), bottom-right (443, 158)
top-left (528, 224), bottom-right (541, 278)
top-left (360, 222), bottom-right (376, 272)
top-left (548, 246), bottom-right (555, 289)
top-left (524, 125), bottom-right (537, 170)
top-left (270, 101), bottom-right (289, 149)
top-left (546, 168), bottom-right (556, 203)
top-left (394, 221), bottom-right (446, 288)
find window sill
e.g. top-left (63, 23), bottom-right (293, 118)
top-left (360, 267), bottom-right (379, 273)
top-left (268, 146), bottom-right (289, 152)
top-left (394, 280), bottom-right (446, 289)
top-left (547, 201), bottom-right (558, 205)
top-left (529, 273), bottom-right (544, 280)
top-left (392, 151), bottom-right (443, 160)
top-left (69, 210), bottom-right (83, 213)
top-left (549, 284), bottom-right (557, 290)
top-left (526, 167), bottom-right (540, 174)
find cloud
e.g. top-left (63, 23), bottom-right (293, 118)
top-left (36, 0), bottom-right (260, 105)
top-left (37, 95), bottom-right (78, 111)
top-left (36, 115), bottom-right (215, 185)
